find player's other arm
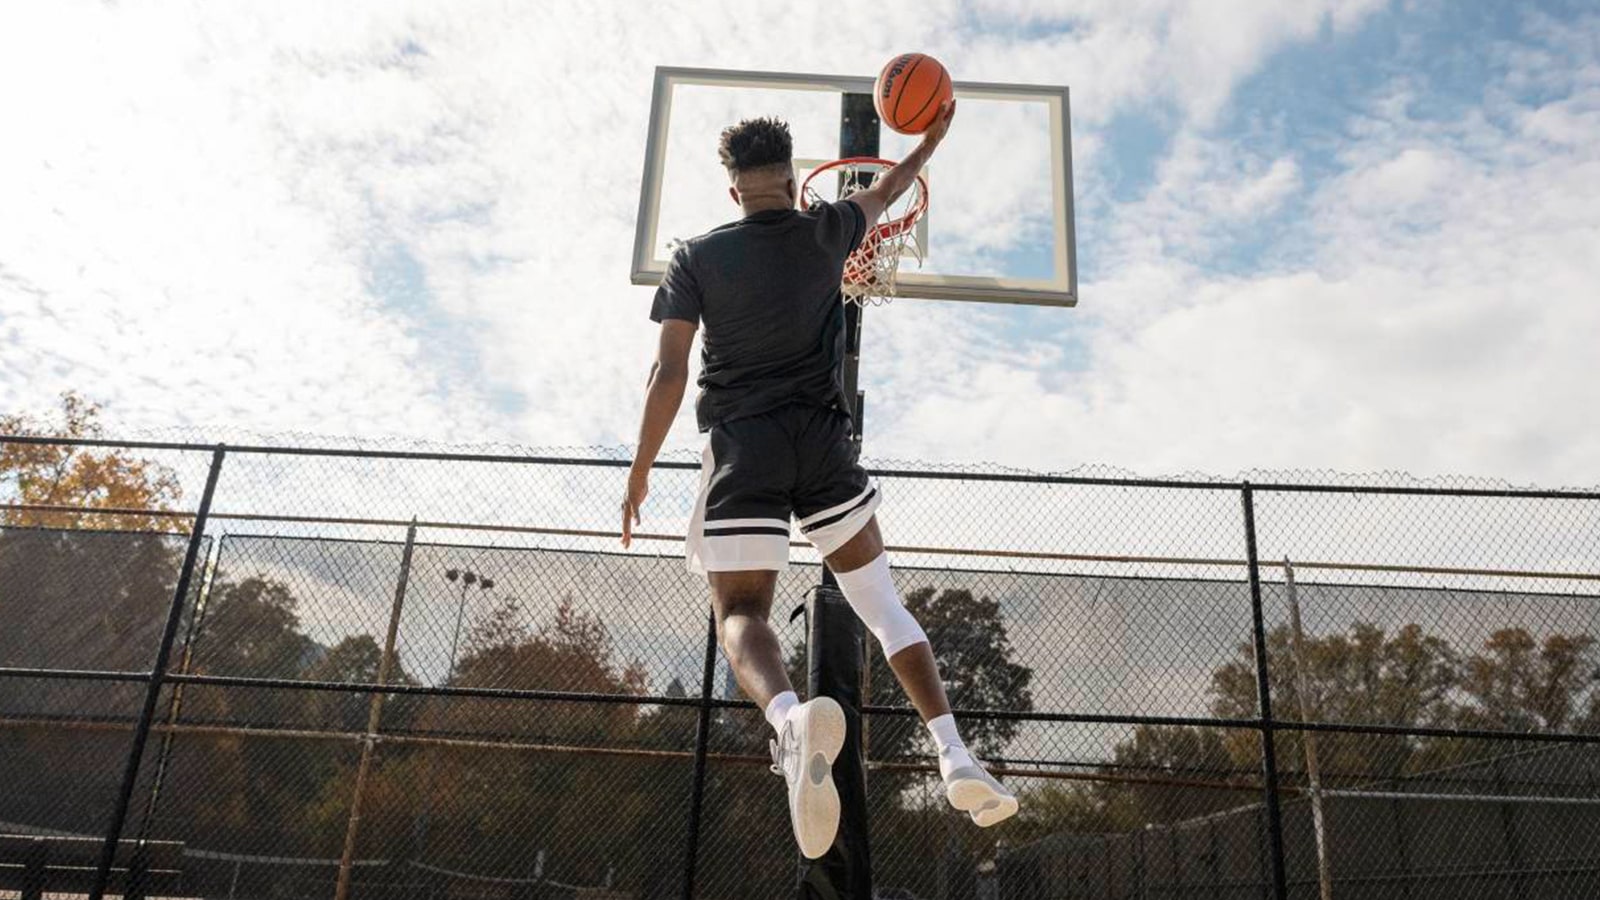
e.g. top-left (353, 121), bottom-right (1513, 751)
top-left (623, 319), bottom-right (696, 547)
top-left (848, 100), bottom-right (955, 224)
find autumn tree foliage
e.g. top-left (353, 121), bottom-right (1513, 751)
top-left (1, 391), bottom-right (183, 531)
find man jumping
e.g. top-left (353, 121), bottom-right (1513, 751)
top-left (622, 102), bottom-right (1016, 858)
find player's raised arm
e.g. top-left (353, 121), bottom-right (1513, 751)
top-left (848, 100), bottom-right (955, 224)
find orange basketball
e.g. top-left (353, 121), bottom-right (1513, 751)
top-left (874, 53), bottom-right (953, 135)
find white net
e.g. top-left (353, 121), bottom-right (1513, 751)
top-left (801, 160), bottom-right (926, 306)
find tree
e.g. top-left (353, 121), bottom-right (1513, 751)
top-left (407, 596), bottom-right (653, 884)
top-left (1211, 621), bottom-right (1458, 781)
top-left (1456, 628), bottom-right (1600, 733)
top-left (170, 576), bottom-right (340, 854)
top-left (0, 393), bottom-right (199, 832)
top-left (189, 576), bottom-right (316, 678)
top-left (0, 392), bottom-right (195, 674)
top-left (1, 391), bottom-right (183, 531)
top-left (303, 634), bottom-right (419, 733)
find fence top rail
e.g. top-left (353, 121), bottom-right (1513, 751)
top-left (6, 504), bottom-right (1600, 581)
top-left (5, 434), bottom-right (1597, 498)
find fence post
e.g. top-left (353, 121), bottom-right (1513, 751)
top-left (1284, 560), bottom-right (1334, 900)
top-left (127, 529), bottom-right (225, 891)
top-left (1490, 757), bottom-right (1526, 895)
top-left (90, 444), bottom-right (226, 900)
top-left (1240, 483), bottom-right (1289, 900)
top-left (680, 608), bottom-right (718, 900)
top-left (335, 519), bottom-right (419, 900)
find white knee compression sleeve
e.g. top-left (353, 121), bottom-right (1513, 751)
top-left (833, 552), bottom-right (927, 657)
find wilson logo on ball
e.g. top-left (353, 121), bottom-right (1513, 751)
top-left (873, 53), bottom-right (952, 135)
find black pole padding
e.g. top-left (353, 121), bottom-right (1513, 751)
top-left (1241, 483), bottom-right (1289, 900)
top-left (799, 586), bottom-right (871, 899)
top-left (90, 445), bottom-right (227, 900)
top-left (681, 609), bottom-right (718, 900)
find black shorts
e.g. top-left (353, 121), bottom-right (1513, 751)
top-left (687, 403), bottom-right (882, 573)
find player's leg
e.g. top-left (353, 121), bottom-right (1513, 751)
top-left (821, 517), bottom-right (950, 718)
top-left (792, 406), bottom-right (1016, 826)
top-left (707, 569), bottom-right (791, 710)
top-left (823, 518), bottom-right (1019, 827)
top-left (707, 569), bottom-right (845, 858)
top-left (688, 413), bottom-right (843, 858)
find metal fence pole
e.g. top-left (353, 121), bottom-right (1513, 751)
top-left (1390, 798), bottom-right (1413, 900)
top-left (1240, 483), bottom-right (1289, 900)
top-left (90, 444), bottom-right (226, 900)
top-left (336, 519), bottom-right (418, 900)
top-left (1284, 560), bottom-right (1334, 900)
top-left (681, 609), bottom-right (718, 900)
top-left (125, 529), bottom-right (224, 889)
top-left (1491, 757), bottom-right (1527, 895)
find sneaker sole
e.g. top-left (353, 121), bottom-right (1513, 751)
top-left (947, 777), bottom-right (1019, 828)
top-left (791, 697), bottom-right (846, 858)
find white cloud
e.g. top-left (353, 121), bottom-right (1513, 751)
top-left (962, 0), bottom-right (1389, 121)
top-left (2, 0), bottom-right (1595, 494)
top-left (867, 19), bottom-right (1600, 487)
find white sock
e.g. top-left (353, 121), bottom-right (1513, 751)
top-left (927, 713), bottom-right (974, 777)
top-left (765, 691), bottom-right (799, 734)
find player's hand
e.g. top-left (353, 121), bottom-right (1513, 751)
top-left (621, 468), bottom-right (648, 548)
top-left (921, 99), bottom-right (956, 151)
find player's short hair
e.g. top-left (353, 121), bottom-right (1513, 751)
top-left (718, 117), bottom-right (793, 175)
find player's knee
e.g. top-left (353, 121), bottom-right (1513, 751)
top-left (832, 551), bottom-right (928, 658)
top-left (713, 590), bottom-right (769, 651)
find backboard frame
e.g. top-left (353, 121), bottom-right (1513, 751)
top-left (631, 66), bottom-right (1077, 307)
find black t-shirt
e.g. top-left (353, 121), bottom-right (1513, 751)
top-left (650, 199), bottom-right (867, 432)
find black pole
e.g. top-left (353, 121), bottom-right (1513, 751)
top-left (90, 445), bottom-right (226, 900)
top-left (1240, 483), bottom-right (1289, 900)
top-left (800, 89), bottom-right (879, 900)
top-left (681, 609), bottom-right (718, 900)
top-left (802, 586), bottom-right (870, 899)
top-left (836, 90), bottom-right (876, 449)
top-left (125, 530), bottom-right (221, 893)
top-left (1491, 757), bottom-right (1527, 895)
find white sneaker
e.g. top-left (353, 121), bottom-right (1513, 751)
top-left (944, 756), bottom-right (1019, 827)
top-left (768, 696), bottom-right (846, 858)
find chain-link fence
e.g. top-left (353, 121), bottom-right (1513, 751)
top-left (1, 434), bottom-right (1597, 899)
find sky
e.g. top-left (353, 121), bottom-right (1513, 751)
top-left (2, 0), bottom-right (1598, 487)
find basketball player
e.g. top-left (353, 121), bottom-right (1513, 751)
top-left (622, 101), bottom-right (1016, 859)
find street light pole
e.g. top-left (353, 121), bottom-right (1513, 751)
top-left (442, 568), bottom-right (496, 682)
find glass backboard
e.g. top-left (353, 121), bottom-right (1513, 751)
top-left (632, 66), bottom-right (1076, 307)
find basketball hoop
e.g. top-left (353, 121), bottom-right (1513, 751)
top-left (800, 157), bottom-right (928, 306)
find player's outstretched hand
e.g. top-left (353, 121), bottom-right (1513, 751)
top-left (921, 99), bottom-right (956, 150)
top-left (621, 470), bottom-right (648, 548)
